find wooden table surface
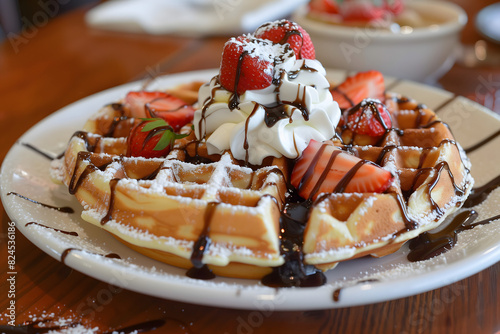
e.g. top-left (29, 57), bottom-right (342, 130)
top-left (1, 2), bottom-right (499, 333)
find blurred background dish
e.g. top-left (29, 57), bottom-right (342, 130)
top-left (475, 2), bottom-right (500, 44)
top-left (84, 0), bottom-right (307, 36)
top-left (293, 0), bottom-right (468, 82)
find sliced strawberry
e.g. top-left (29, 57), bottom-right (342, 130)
top-left (127, 119), bottom-right (186, 158)
top-left (145, 96), bottom-right (195, 132)
top-left (346, 99), bottom-right (392, 137)
top-left (125, 91), bottom-right (169, 119)
top-left (219, 36), bottom-right (274, 95)
top-left (384, 0), bottom-right (404, 15)
top-left (340, 1), bottom-right (385, 22)
top-left (125, 91), bottom-right (195, 132)
top-left (330, 70), bottom-right (385, 110)
top-left (291, 140), bottom-right (393, 200)
top-left (254, 20), bottom-right (315, 59)
top-left (308, 0), bottom-right (339, 14)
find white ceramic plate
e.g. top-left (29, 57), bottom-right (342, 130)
top-left (2, 69), bottom-right (500, 310)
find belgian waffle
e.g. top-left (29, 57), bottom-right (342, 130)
top-left (51, 83), bottom-right (291, 279)
top-left (51, 82), bottom-right (473, 280)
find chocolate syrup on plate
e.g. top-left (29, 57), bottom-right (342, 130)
top-left (21, 142), bottom-right (62, 160)
top-left (333, 279), bottom-right (380, 302)
top-left (60, 248), bottom-right (121, 264)
top-left (463, 174), bottom-right (500, 208)
top-left (7, 192), bottom-right (74, 213)
top-left (407, 210), bottom-right (500, 262)
top-left (25, 222), bottom-right (78, 236)
top-left (261, 196), bottom-right (326, 288)
top-left (186, 202), bottom-right (218, 280)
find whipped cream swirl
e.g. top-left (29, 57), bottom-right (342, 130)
top-left (194, 57), bottom-right (341, 165)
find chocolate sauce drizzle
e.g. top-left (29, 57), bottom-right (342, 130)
top-left (330, 85), bottom-right (355, 109)
top-left (198, 52), bottom-right (314, 167)
top-left (337, 99), bottom-right (395, 145)
top-left (463, 174), bottom-right (500, 208)
top-left (409, 161), bottom-right (465, 216)
top-left (261, 195), bottom-right (326, 288)
top-left (258, 20), bottom-right (306, 58)
top-left (333, 279), bottom-right (380, 302)
top-left (263, 103), bottom-right (289, 127)
top-left (186, 202), bottom-right (218, 280)
top-left (229, 50), bottom-right (249, 110)
top-left (21, 142), bottom-right (62, 160)
top-left (68, 151), bottom-right (109, 195)
top-left (407, 209), bottom-right (500, 262)
top-left (7, 192), bottom-right (74, 213)
top-left (25, 222), bottom-right (78, 236)
top-left (183, 142), bottom-right (215, 165)
top-left (60, 248), bottom-right (121, 264)
top-left (101, 178), bottom-right (120, 225)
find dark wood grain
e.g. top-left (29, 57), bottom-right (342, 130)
top-left (1, 3), bottom-right (499, 334)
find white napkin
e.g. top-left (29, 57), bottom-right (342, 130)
top-left (85, 0), bottom-right (308, 36)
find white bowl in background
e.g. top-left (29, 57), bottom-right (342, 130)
top-left (293, 0), bottom-right (467, 82)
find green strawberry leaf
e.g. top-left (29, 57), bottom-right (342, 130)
top-left (154, 130), bottom-right (173, 151)
top-left (139, 118), bottom-right (189, 151)
top-left (154, 130), bottom-right (189, 151)
top-left (141, 118), bottom-right (168, 132)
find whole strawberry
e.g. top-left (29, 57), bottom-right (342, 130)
top-left (346, 99), bottom-right (392, 137)
top-left (254, 20), bottom-right (315, 59)
top-left (219, 35), bottom-right (274, 95)
top-left (127, 118), bottom-right (187, 158)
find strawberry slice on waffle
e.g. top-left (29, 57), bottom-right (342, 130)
top-left (125, 91), bottom-right (195, 131)
top-left (291, 139), bottom-right (393, 200)
top-left (330, 70), bottom-right (385, 110)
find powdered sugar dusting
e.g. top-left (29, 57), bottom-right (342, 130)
top-left (227, 35), bottom-right (295, 77)
top-left (0, 312), bottom-right (100, 334)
